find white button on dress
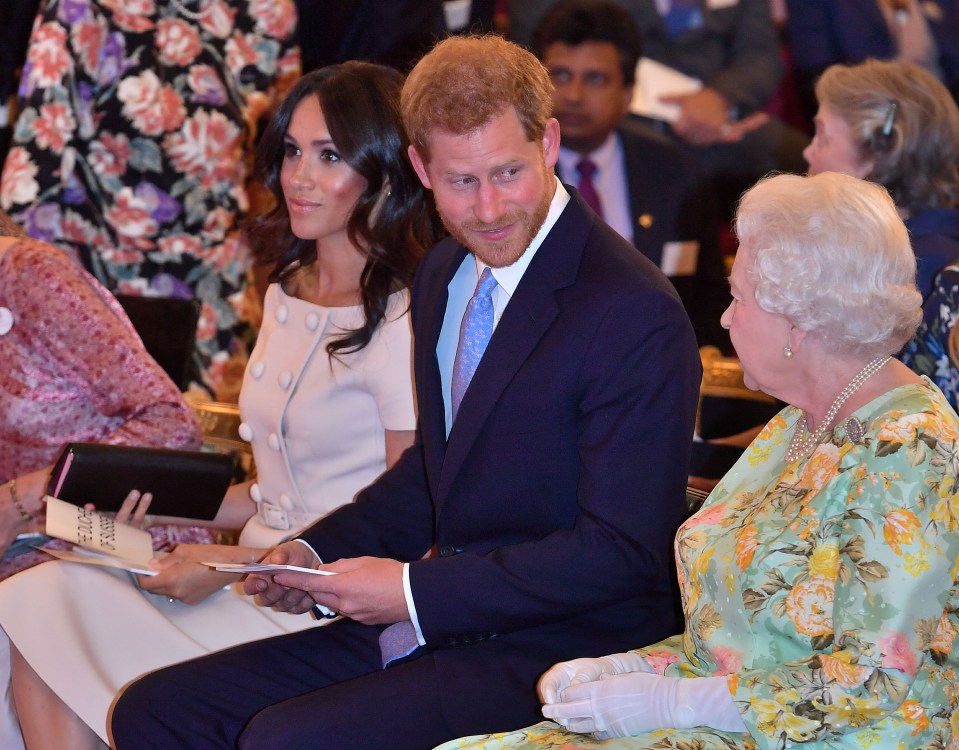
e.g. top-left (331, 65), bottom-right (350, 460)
top-left (238, 422), bottom-right (254, 442)
top-left (305, 311), bottom-right (320, 331)
top-left (0, 307), bottom-right (12, 336)
top-left (275, 304), bottom-right (288, 324)
top-left (249, 483), bottom-right (263, 503)
top-left (268, 433), bottom-right (281, 451)
top-left (278, 494), bottom-right (294, 510)
top-left (250, 361), bottom-right (265, 379)
top-left (278, 371), bottom-right (293, 389)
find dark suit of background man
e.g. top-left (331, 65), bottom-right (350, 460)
top-left (533, 0), bottom-right (730, 351)
top-left (111, 34), bottom-right (701, 750)
top-left (293, 0), bottom-right (496, 73)
top-left (511, 0), bottom-right (810, 219)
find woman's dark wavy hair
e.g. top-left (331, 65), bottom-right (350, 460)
top-left (248, 62), bottom-right (442, 357)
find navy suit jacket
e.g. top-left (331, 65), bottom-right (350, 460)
top-left (908, 208), bottom-right (959, 299)
top-left (558, 124), bottom-right (729, 349)
top-left (786, 0), bottom-right (959, 109)
top-left (298, 190), bottom-right (701, 727)
top-left (620, 122), bottom-right (729, 349)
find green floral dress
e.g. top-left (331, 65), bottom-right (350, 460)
top-left (438, 379), bottom-right (959, 750)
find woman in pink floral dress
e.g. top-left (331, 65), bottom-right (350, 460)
top-left (0, 209), bottom-right (202, 571)
top-left (0, 0), bottom-right (300, 398)
top-left (0, 207), bottom-right (204, 748)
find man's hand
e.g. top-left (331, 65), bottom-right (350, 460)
top-left (272, 556), bottom-right (408, 625)
top-left (660, 87), bottom-right (767, 146)
top-left (879, 0), bottom-right (936, 69)
top-left (243, 541), bottom-right (320, 614)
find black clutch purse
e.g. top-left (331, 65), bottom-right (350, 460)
top-left (47, 443), bottom-right (234, 520)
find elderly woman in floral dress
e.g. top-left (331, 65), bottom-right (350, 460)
top-left (0, 0), bottom-right (300, 398)
top-left (438, 172), bottom-right (959, 750)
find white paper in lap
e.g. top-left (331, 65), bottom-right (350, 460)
top-left (661, 241), bottom-right (700, 276)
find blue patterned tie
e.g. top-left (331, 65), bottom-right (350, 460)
top-left (451, 267), bottom-right (498, 420)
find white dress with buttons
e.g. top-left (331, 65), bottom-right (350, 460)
top-left (0, 284), bottom-right (416, 742)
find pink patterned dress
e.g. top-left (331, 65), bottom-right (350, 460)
top-left (0, 237), bottom-right (205, 578)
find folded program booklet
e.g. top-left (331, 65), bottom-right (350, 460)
top-left (47, 443), bottom-right (234, 520)
top-left (44, 495), bottom-right (157, 575)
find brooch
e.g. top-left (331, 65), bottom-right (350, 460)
top-left (844, 416), bottom-right (865, 445)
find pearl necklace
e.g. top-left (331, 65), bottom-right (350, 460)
top-left (169, 0), bottom-right (215, 21)
top-left (785, 354), bottom-right (890, 464)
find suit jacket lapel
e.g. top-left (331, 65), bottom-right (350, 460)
top-left (437, 194), bottom-right (592, 501)
top-left (619, 128), bottom-right (665, 268)
top-left (418, 244), bottom-right (469, 498)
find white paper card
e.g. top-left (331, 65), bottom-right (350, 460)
top-left (631, 57), bottom-right (702, 123)
top-left (661, 241), bottom-right (700, 276)
top-left (706, 0), bottom-right (739, 9)
top-left (443, 0), bottom-right (471, 30)
top-left (42, 546), bottom-right (157, 576)
top-left (203, 562), bottom-right (337, 576)
top-left (44, 495), bottom-right (155, 572)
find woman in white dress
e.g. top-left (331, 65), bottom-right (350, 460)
top-left (0, 61), bottom-right (442, 749)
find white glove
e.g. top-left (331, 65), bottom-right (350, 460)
top-left (542, 672), bottom-right (746, 739)
top-left (538, 652), bottom-right (653, 705)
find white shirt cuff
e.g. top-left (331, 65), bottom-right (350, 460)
top-left (403, 563), bottom-right (426, 646)
top-left (289, 539), bottom-right (337, 618)
top-left (290, 538), bottom-right (321, 563)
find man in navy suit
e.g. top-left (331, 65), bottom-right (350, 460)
top-left (111, 34), bottom-right (701, 750)
top-left (533, 0), bottom-right (729, 350)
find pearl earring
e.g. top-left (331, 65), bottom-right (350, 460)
top-left (783, 346), bottom-right (793, 359)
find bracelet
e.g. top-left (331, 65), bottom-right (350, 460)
top-left (7, 480), bottom-right (31, 522)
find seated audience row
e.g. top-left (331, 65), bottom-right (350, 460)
top-left (0, 25), bottom-right (957, 750)
top-left (107, 34), bottom-right (702, 750)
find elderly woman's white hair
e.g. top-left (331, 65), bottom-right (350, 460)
top-left (736, 172), bottom-right (921, 358)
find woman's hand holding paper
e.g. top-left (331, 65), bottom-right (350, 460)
top-left (139, 543), bottom-right (264, 605)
